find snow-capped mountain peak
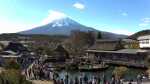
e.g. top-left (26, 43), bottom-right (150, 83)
top-left (41, 10), bottom-right (68, 25)
top-left (19, 15), bottom-right (126, 39)
top-left (51, 18), bottom-right (70, 27)
top-left (19, 10), bottom-right (126, 39)
top-left (19, 16), bottom-right (97, 35)
top-left (40, 10), bottom-right (79, 27)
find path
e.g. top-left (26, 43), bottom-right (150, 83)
top-left (124, 82), bottom-right (150, 84)
top-left (31, 80), bottom-right (53, 84)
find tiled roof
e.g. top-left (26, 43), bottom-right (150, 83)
top-left (86, 49), bottom-right (148, 54)
top-left (138, 35), bottom-right (150, 40)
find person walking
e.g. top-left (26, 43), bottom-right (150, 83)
top-left (97, 77), bottom-right (101, 84)
top-left (110, 76), bottom-right (115, 84)
top-left (128, 80), bottom-right (133, 84)
top-left (64, 74), bottom-right (69, 84)
top-left (70, 78), bottom-right (73, 84)
top-left (137, 74), bottom-right (142, 84)
top-left (74, 77), bottom-right (79, 84)
top-left (92, 77), bottom-right (97, 84)
top-left (84, 75), bottom-right (88, 84)
top-left (53, 79), bottom-right (58, 84)
top-left (60, 79), bottom-right (64, 84)
top-left (80, 77), bottom-right (83, 84)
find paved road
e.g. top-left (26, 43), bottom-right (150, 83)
top-left (31, 80), bottom-right (150, 84)
top-left (124, 82), bottom-right (150, 84)
top-left (31, 80), bottom-right (53, 84)
top-left (31, 81), bottom-right (150, 84)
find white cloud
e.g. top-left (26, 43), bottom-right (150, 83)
top-left (139, 17), bottom-right (150, 28)
top-left (99, 25), bottom-right (134, 35)
top-left (142, 18), bottom-right (150, 23)
top-left (73, 2), bottom-right (85, 10)
top-left (121, 12), bottom-right (128, 16)
top-left (110, 29), bottom-right (134, 35)
top-left (41, 10), bottom-right (67, 25)
top-left (139, 23), bottom-right (149, 27)
top-left (0, 18), bottom-right (41, 34)
top-left (0, 10), bottom-right (69, 33)
top-left (0, 20), bottom-right (26, 33)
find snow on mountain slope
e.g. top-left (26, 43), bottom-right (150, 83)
top-left (19, 11), bottom-right (126, 39)
top-left (20, 16), bottom-right (97, 35)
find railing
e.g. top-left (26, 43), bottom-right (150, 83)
top-left (103, 59), bottom-right (147, 68)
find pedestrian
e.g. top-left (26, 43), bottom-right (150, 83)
top-left (97, 77), bottom-right (101, 84)
top-left (92, 77), bottom-right (97, 84)
top-left (110, 75), bottom-right (115, 84)
top-left (74, 77), bottom-right (79, 84)
top-left (88, 79), bottom-right (92, 84)
top-left (49, 71), bottom-right (53, 80)
top-left (80, 77), bottom-right (83, 84)
top-left (70, 78), bottom-right (73, 84)
top-left (128, 79), bottom-right (133, 84)
top-left (53, 79), bottom-right (57, 84)
top-left (60, 79), bottom-right (64, 84)
top-left (84, 75), bottom-right (88, 84)
top-left (64, 74), bottom-right (69, 84)
top-left (137, 74), bottom-right (142, 84)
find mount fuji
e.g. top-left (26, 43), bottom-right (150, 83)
top-left (19, 13), bottom-right (126, 39)
top-left (20, 17), bottom-right (98, 35)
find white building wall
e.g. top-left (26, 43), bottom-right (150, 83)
top-left (139, 39), bottom-right (150, 48)
top-left (138, 35), bottom-right (150, 48)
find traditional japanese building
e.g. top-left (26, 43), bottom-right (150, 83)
top-left (44, 44), bottom-right (69, 63)
top-left (0, 50), bottom-right (22, 66)
top-left (89, 39), bottom-right (123, 51)
top-left (86, 49), bottom-right (148, 68)
top-left (4, 42), bottom-right (28, 53)
top-left (0, 41), bottom-right (30, 66)
top-left (138, 35), bottom-right (150, 49)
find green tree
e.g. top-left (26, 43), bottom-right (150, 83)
top-left (0, 69), bottom-right (32, 84)
top-left (4, 59), bottom-right (21, 70)
top-left (0, 59), bottom-right (32, 84)
top-left (115, 39), bottom-right (124, 50)
top-left (70, 30), bottom-right (96, 47)
top-left (66, 30), bottom-right (96, 56)
top-left (97, 31), bottom-right (102, 39)
top-left (113, 66), bottom-right (128, 79)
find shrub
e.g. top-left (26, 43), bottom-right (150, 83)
top-left (113, 66), bottom-right (128, 79)
top-left (4, 59), bottom-right (21, 70)
top-left (0, 69), bottom-right (32, 84)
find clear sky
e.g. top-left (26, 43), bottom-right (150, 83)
top-left (0, 0), bottom-right (150, 35)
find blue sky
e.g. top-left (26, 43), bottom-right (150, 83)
top-left (0, 0), bottom-right (150, 35)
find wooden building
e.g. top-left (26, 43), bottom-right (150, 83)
top-left (44, 45), bottom-right (69, 63)
top-left (0, 51), bottom-right (22, 66)
top-left (90, 39), bottom-right (123, 51)
top-left (4, 42), bottom-right (28, 53)
top-left (86, 49), bottom-right (148, 68)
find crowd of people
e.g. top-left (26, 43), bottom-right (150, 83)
top-left (53, 74), bottom-right (124, 84)
top-left (23, 59), bottom-right (146, 84)
top-left (52, 74), bottom-right (145, 84)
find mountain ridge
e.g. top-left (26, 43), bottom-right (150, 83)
top-left (129, 29), bottom-right (150, 39)
top-left (19, 17), bottom-right (127, 39)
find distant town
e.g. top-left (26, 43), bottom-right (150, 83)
top-left (0, 29), bottom-right (149, 84)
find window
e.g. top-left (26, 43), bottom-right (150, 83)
top-left (140, 39), bottom-right (150, 44)
top-left (146, 40), bottom-right (149, 44)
